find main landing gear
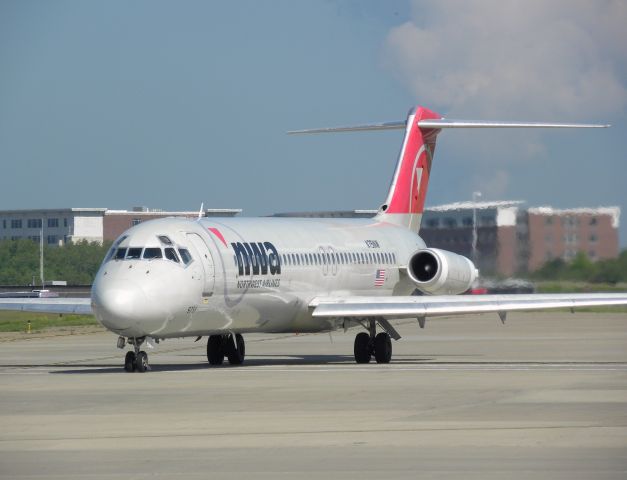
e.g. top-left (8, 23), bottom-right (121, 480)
top-left (353, 319), bottom-right (393, 364)
top-left (207, 333), bottom-right (245, 366)
top-left (121, 337), bottom-right (150, 373)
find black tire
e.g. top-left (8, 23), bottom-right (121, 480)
top-left (374, 332), bottom-right (392, 364)
top-left (226, 333), bottom-right (245, 365)
top-left (124, 351), bottom-right (136, 372)
top-left (207, 335), bottom-right (224, 365)
top-left (354, 332), bottom-right (371, 364)
top-left (136, 351), bottom-right (148, 372)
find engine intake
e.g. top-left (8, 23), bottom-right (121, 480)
top-left (407, 248), bottom-right (478, 295)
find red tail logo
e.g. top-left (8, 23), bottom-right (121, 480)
top-left (383, 106), bottom-right (441, 215)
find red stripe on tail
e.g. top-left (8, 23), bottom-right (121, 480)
top-left (384, 106), bottom-right (441, 215)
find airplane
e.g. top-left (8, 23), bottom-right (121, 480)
top-left (2, 105), bottom-right (627, 373)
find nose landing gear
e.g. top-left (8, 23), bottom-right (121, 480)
top-left (120, 337), bottom-right (150, 372)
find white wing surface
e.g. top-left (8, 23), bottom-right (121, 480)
top-left (310, 293), bottom-right (627, 319)
top-left (0, 298), bottom-right (93, 315)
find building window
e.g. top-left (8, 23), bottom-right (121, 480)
top-left (48, 218), bottom-right (59, 228)
top-left (444, 218), bottom-right (457, 228)
top-left (480, 216), bottom-right (494, 226)
top-left (589, 217), bottom-right (598, 226)
top-left (63, 218), bottom-right (68, 227)
top-left (11, 219), bottom-right (22, 229)
top-left (462, 217), bottom-right (473, 227)
top-left (2, 220), bottom-right (5, 229)
top-left (27, 219), bottom-right (42, 229)
top-left (132, 219), bottom-right (141, 226)
top-left (426, 218), bottom-right (439, 228)
top-left (545, 216), bottom-right (553, 225)
top-left (28, 235), bottom-right (40, 243)
top-left (47, 235), bottom-right (57, 244)
top-left (588, 250), bottom-right (597, 260)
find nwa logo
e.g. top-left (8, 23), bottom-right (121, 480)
top-left (231, 242), bottom-right (281, 276)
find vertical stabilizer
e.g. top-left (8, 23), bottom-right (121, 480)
top-left (375, 106), bottom-right (442, 232)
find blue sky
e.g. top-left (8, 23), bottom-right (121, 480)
top-left (1, 1), bottom-right (626, 245)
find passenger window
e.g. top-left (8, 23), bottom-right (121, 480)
top-left (143, 248), bottom-right (163, 259)
top-left (165, 248), bottom-right (180, 263)
top-left (179, 248), bottom-right (193, 265)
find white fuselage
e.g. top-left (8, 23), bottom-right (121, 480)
top-left (91, 216), bottom-right (425, 339)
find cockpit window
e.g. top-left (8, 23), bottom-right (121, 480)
top-left (143, 248), bottom-right (163, 259)
top-left (165, 247), bottom-right (180, 263)
top-left (126, 248), bottom-right (143, 259)
top-left (178, 248), bottom-right (192, 265)
top-left (158, 235), bottom-right (173, 245)
top-left (115, 248), bottom-right (127, 260)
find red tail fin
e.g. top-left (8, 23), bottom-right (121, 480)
top-left (376, 106), bottom-right (442, 231)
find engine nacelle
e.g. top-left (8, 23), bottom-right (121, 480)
top-left (407, 248), bottom-right (478, 295)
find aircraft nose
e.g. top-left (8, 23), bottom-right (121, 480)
top-left (92, 280), bottom-right (148, 332)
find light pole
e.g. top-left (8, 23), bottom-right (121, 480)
top-left (472, 191), bottom-right (482, 266)
top-left (40, 218), bottom-right (44, 288)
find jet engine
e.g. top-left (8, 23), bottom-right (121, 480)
top-left (407, 248), bottom-right (478, 295)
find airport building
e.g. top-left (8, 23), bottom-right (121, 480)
top-left (419, 201), bottom-right (620, 276)
top-left (0, 207), bottom-right (241, 245)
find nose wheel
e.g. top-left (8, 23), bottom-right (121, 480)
top-left (122, 337), bottom-right (150, 372)
top-left (353, 320), bottom-right (392, 364)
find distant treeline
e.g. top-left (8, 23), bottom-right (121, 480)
top-left (0, 239), bottom-right (111, 285)
top-left (530, 250), bottom-right (627, 284)
top-left (0, 238), bottom-right (625, 286)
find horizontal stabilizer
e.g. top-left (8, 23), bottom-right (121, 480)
top-left (417, 119), bottom-right (610, 129)
top-left (287, 121), bottom-right (406, 135)
top-left (288, 118), bottom-right (609, 134)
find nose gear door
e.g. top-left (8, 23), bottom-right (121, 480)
top-left (186, 233), bottom-right (215, 297)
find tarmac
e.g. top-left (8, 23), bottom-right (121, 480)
top-left (1, 311), bottom-right (626, 479)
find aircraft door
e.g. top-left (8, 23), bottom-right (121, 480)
top-left (186, 233), bottom-right (215, 297)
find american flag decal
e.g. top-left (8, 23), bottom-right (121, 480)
top-left (374, 269), bottom-right (386, 287)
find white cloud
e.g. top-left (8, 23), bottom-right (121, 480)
top-left (384, 0), bottom-right (627, 120)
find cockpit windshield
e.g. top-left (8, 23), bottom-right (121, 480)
top-left (126, 248), bottom-right (142, 260)
top-left (178, 248), bottom-right (192, 265)
top-left (143, 248), bottom-right (163, 259)
top-left (106, 237), bottom-right (194, 266)
top-left (164, 248), bottom-right (179, 263)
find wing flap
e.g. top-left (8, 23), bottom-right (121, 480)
top-left (310, 293), bottom-right (627, 319)
top-left (0, 298), bottom-right (93, 316)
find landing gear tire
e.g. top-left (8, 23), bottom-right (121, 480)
top-left (135, 351), bottom-right (149, 372)
top-left (374, 332), bottom-right (392, 364)
top-left (226, 333), bottom-right (245, 365)
top-left (207, 335), bottom-right (225, 365)
top-left (124, 351), bottom-right (136, 372)
top-left (354, 332), bottom-right (371, 364)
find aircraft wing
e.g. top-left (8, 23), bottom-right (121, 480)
top-left (0, 298), bottom-right (93, 316)
top-left (310, 293), bottom-right (627, 321)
